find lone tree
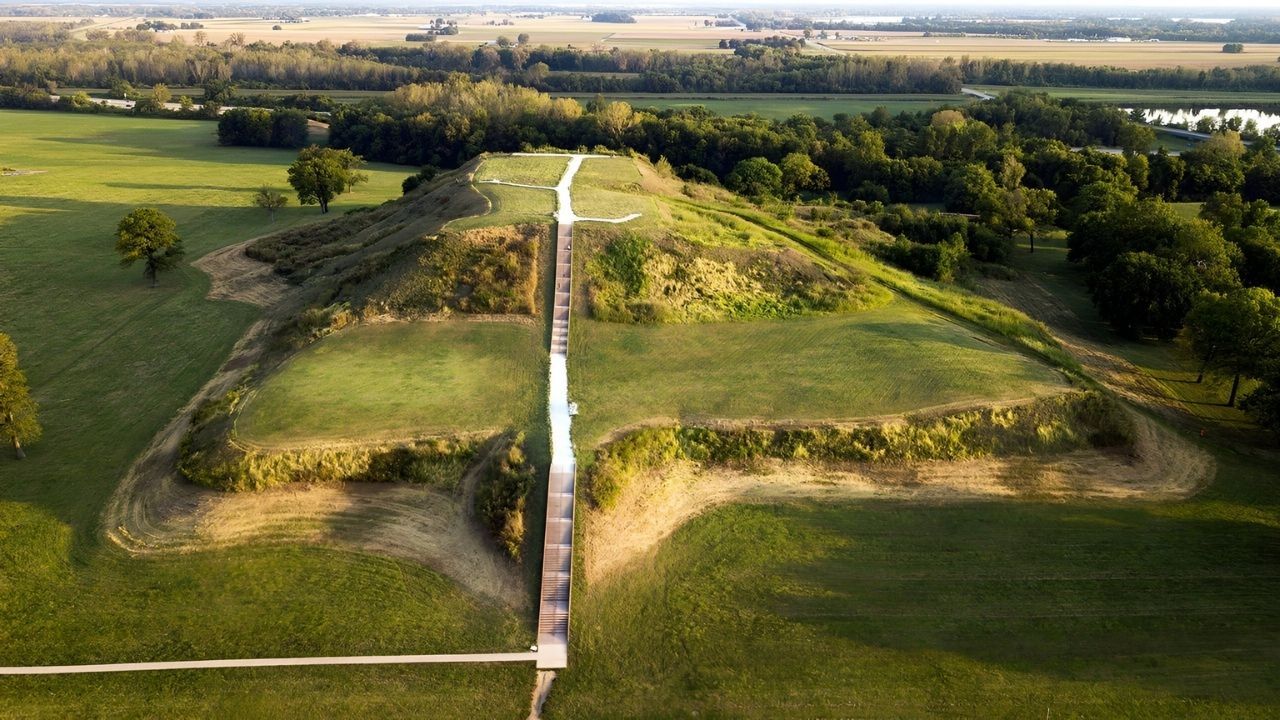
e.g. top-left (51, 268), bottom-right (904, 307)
top-left (252, 186), bottom-right (288, 221)
top-left (0, 333), bottom-right (41, 460)
top-left (115, 208), bottom-right (184, 287)
top-left (287, 145), bottom-right (367, 213)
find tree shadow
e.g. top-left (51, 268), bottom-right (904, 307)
top-left (105, 182), bottom-right (265, 193)
top-left (762, 495), bottom-right (1280, 702)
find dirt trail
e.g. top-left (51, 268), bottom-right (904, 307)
top-left (583, 410), bottom-right (1210, 584)
top-left (103, 237), bottom-right (524, 607)
top-left (192, 240), bottom-right (290, 308)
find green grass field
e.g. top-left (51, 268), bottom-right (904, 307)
top-left (550, 449), bottom-right (1280, 717)
top-left (0, 111), bottom-right (532, 714)
top-left (555, 92), bottom-right (973, 120)
top-left (569, 298), bottom-right (1068, 449)
top-left (449, 183), bottom-right (555, 231)
top-left (571, 156), bottom-right (658, 220)
top-left (238, 321), bottom-right (545, 446)
top-left (473, 154), bottom-right (569, 187)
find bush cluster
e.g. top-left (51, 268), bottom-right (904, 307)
top-left (178, 386), bottom-right (481, 492)
top-left (874, 233), bottom-right (968, 282)
top-left (372, 224), bottom-right (544, 316)
top-left (585, 228), bottom-right (872, 323)
top-left (589, 391), bottom-right (1132, 509)
top-left (473, 434), bottom-right (536, 559)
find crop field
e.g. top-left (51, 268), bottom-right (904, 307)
top-left (569, 298), bottom-right (1068, 449)
top-left (45, 13), bottom-right (785, 49)
top-left (556, 92), bottom-right (972, 120)
top-left (0, 111), bottom-right (534, 713)
top-left (238, 321), bottom-right (545, 446)
top-left (550, 448), bottom-right (1280, 717)
top-left (824, 35), bottom-right (1280, 70)
top-left (58, 86), bottom-right (391, 104)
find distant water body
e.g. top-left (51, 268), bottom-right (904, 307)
top-left (835, 16), bottom-right (905, 24)
top-left (1131, 107), bottom-right (1280, 132)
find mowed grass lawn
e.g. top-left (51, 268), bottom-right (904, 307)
top-left (569, 297), bottom-right (1068, 449)
top-left (473, 154), bottom-right (568, 186)
top-left (571, 156), bottom-right (659, 221)
top-left (238, 321), bottom-right (546, 446)
top-left (551, 450), bottom-right (1280, 717)
top-left (449, 183), bottom-right (555, 231)
top-left (0, 111), bottom-right (531, 714)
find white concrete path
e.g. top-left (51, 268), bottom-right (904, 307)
top-left (488, 153), bottom-right (640, 669)
top-left (0, 652), bottom-right (537, 676)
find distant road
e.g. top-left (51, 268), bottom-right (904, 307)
top-left (47, 94), bottom-right (236, 114)
top-left (961, 87), bottom-right (996, 101)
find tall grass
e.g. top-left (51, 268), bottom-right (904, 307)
top-left (676, 198), bottom-right (1084, 376)
top-left (588, 391), bottom-right (1131, 509)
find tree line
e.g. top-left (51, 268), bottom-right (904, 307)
top-left (795, 16), bottom-right (1280, 44)
top-left (4, 32), bottom-right (1280, 96)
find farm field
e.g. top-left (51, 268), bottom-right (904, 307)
top-left (569, 298), bottom-right (1069, 450)
top-left (556, 92), bottom-right (972, 119)
top-left (0, 111), bottom-right (534, 712)
top-left (550, 448), bottom-right (1280, 717)
top-left (58, 86), bottom-right (391, 104)
top-left (35, 13), bottom-right (784, 49)
top-left (238, 321), bottom-right (545, 446)
top-left (824, 35), bottom-right (1280, 70)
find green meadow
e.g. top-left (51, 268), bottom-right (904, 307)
top-left (569, 298), bottom-right (1068, 450)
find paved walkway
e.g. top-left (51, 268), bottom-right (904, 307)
top-left (487, 153), bottom-right (640, 669)
top-left (0, 652), bottom-right (536, 676)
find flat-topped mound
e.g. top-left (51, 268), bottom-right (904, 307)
top-left (237, 321), bottom-right (545, 447)
top-left (571, 297), bottom-right (1069, 448)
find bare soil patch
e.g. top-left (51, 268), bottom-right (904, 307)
top-left (582, 410), bottom-right (1211, 585)
top-left (193, 239), bottom-right (291, 308)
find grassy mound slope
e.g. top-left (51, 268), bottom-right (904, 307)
top-left (573, 156), bottom-right (886, 323)
top-left (586, 390), bottom-right (1130, 509)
